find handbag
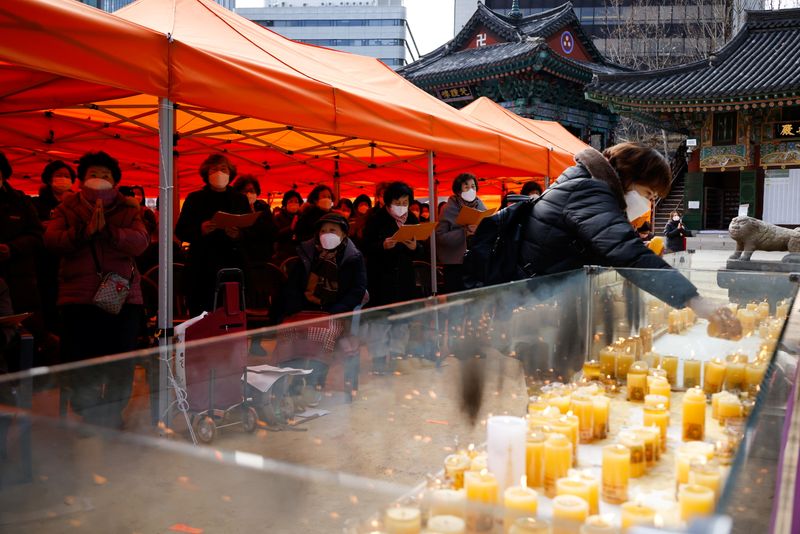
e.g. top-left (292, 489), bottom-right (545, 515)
top-left (90, 241), bottom-right (135, 315)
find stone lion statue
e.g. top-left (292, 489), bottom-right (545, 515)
top-left (728, 216), bottom-right (800, 261)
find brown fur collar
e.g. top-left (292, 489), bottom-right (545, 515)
top-left (573, 147), bottom-right (626, 209)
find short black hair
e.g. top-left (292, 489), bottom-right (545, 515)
top-left (0, 152), bottom-right (10, 181)
top-left (232, 174), bottom-right (261, 196)
top-left (198, 153), bottom-right (237, 184)
top-left (353, 194), bottom-right (372, 210)
top-left (307, 184), bottom-right (334, 205)
top-left (336, 198), bottom-right (353, 211)
top-left (452, 173), bottom-right (478, 196)
top-left (119, 186), bottom-right (135, 197)
top-left (77, 151), bottom-right (122, 184)
top-left (282, 189), bottom-right (303, 207)
top-left (520, 181), bottom-right (543, 196)
top-left (383, 181), bottom-right (414, 206)
top-left (637, 222), bottom-right (652, 233)
top-left (41, 160), bottom-right (76, 185)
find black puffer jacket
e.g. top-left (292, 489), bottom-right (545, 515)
top-left (519, 148), bottom-right (698, 308)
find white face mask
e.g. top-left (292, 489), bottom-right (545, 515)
top-left (461, 189), bottom-right (477, 202)
top-left (319, 233), bottom-right (341, 250)
top-left (286, 203), bottom-right (299, 214)
top-left (52, 177), bottom-right (73, 193)
top-left (390, 205), bottom-right (408, 217)
top-left (624, 190), bottom-right (651, 222)
top-left (672, 216), bottom-right (681, 222)
top-left (246, 192), bottom-right (257, 205)
top-left (318, 197), bottom-right (333, 211)
top-left (209, 171), bottom-right (229, 189)
top-left (84, 178), bottom-right (113, 191)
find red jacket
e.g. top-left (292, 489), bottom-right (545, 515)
top-left (45, 191), bottom-right (149, 306)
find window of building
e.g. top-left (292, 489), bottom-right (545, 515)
top-left (713, 112), bottom-right (737, 146)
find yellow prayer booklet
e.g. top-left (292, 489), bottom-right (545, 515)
top-left (390, 222), bottom-right (437, 242)
top-left (455, 206), bottom-right (497, 226)
top-left (211, 211), bottom-right (261, 229)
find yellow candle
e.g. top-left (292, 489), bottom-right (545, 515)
top-left (464, 470), bottom-right (498, 504)
top-left (504, 484), bottom-right (538, 532)
top-left (620, 501), bottom-right (655, 530)
top-left (689, 461), bottom-right (722, 501)
top-left (592, 396), bottom-right (610, 440)
top-left (717, 395), bottom-right (743, 424)
top-left (639, 326), bottom-right (653, 353)
top-left (724, 356), bottom-right (746, 391)
top-left (427, 515), bottom-right (465, 534)
top-left (526, 432), bottom-right (546, 488)
top-left (571, 394), bottom-right (594, 443)
top-left (583, 360), bottom-right (602, 381)
top-left (561, 415), bottom-right (580, 465)
top-left (642, 352), bottom-right (661, 370)
top-left (777, 301), bottom-right (789, 318)
top-left (599, 349), bottom-right (618, 379)
top-left (544, 434), bottom-right (573, 498)
top-left (647, 377), bottom-right (671, 406)
top-left (661, 355), bottom-right (679, 386)
top-left (757, 301), bottom-right (770, 323)
top-left (746, 302), bottom-right (758, 312)
top-left (384, 506), bottom-right (422, 534)
top-left (429, 489), bottom-right (466, 518)
top-left (556, 478), bottom-right (592, 509)
top-left (711, 391), bottom-right (727, 420)
top-left (627, 361), bottom-right (649, 402)
top-left (643, 404), bottom-right (669, 452)
top-left (552, 494), bottom-right (589, 526)
top-left (445, 454), bottom-right (471, 490)
top-left (745, 362), bottom-right (767, 395)
top-left (682, 387), bottom-right (706, 441)
top-left (528, 396), bottom-right (549, 414)
top-left (683, 359), bottom-right (701, 389)
top-left (668, 309), bottom-right (683, 334)
top-left (617, 351), bottom-right (635, 381)
top-left (618, 431), bottom-right (645, 478)
top-left (573, 470), bottom-right (599, 515)
top-left (703, 359), bottom-right (726, 395)
top-left (675, 442), bottom-right (715, 487)
top-left (509, 517), bottom-right (550, 534)
top-left (679, 484), bottom-right (715, 521)
top-left (644, 394), bottom-right (668, 410)
top-left (737, 310), bottom-right (757, 336)
top-left (633, 427), bottom-right (659, 467)
top-left (601, 444), bottom-right (630, 504)
top-left (581, 515), bottom-right (618, 534)
top-left (470, 454), bottom-right (488, 472)
top-left (549, 395), bottom-right (572, 415)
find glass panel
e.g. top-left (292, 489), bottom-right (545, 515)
top-left (1, 267), bottom-right (796, 533)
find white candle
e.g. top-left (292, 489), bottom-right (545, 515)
top-left (427, 515), bottom-right (466, 534)
top-left (429, 489), bottom-right (466, 518)
top-left (385, 506), bottom-right (421, 534)
top-left (488, 416), bottom-right (528, 493)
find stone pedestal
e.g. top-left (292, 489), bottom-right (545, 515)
top-left (718, 256), bottom-right (800, 309)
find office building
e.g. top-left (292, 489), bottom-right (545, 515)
top-left (78, 0), bottom-right (235, 11)
top-left (236, 1), bottom-right (408, 68)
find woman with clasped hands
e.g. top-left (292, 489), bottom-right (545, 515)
top-left (175, 154), bottom-right (250, 317)
top-left (44, 151), bottom-right (149, 429)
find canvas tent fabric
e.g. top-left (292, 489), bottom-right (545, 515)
top-left (459, 97), bottom-right (588, 180)
top-left (0, 0), bottom-right (573, 198)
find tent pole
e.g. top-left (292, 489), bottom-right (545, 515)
top-left (427, 151), bottom-right (437, 295)
top-left (157, 97), bottom-right (175, 427)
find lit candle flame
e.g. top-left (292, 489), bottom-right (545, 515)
top-left (520, 475), bottom-right (527, 487)
top-left (654, 514), bottom-right (665, 528)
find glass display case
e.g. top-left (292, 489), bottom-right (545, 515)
top-left (0, 265), bottom-right (797, 534)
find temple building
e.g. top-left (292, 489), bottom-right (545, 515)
top-left (588, 8), bottom-right (800, 230)
top-left (398, 2), bottom-right (626, 149)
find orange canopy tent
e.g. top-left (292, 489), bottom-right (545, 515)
top-left (0, 0), bottom-right (565, 200)
top-left (459, 97), bottom-right (589, 186)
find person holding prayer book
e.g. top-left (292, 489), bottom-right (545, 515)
top-left (175, 154), bottom-right (250, 316)
top-left (362, 181), bottom-right (424, 307)
top-left (436, 173), bottom-right (487, 293)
